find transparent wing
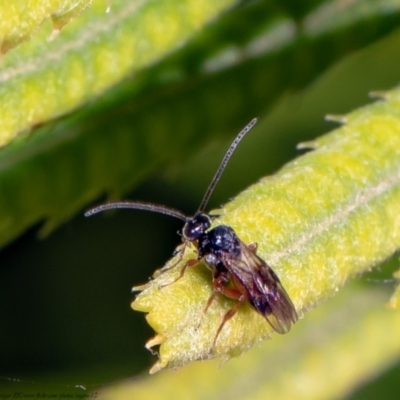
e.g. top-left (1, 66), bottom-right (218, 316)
top-left (223, 241), bottom-right (298, 334)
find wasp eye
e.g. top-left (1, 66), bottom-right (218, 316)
top-left (183, 213), bottom-right (211, 241)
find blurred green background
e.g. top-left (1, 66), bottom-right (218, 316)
top-left (1, 0), bottom-right (400, 398)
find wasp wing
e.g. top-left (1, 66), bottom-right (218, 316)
top-left (223, 241), bottom-right (298, 334)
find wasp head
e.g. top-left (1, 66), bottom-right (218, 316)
top-left (182, 213), bottom-right (212, 241)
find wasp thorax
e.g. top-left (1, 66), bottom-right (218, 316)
top-left (182, 213), bottom-right (212, 241)
top-left (198, 225), bottom-right (241, 261)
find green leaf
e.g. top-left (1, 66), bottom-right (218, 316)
top-left (0, 0), bottom-right (400, 249)
top-left (132, 86), bottom-right (400, 372)
top-left (2, 1), bottom-right (400, 397)
top-left (0, 0), bottom-right (238, 145)
top-left (0, 0), bottom-right (93, 53)
top-left (102, 284), bottom-right (400, 399)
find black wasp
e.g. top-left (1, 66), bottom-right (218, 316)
top-left (85, 118), bottom-right (298, 349)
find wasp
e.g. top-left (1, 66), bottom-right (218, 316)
top-left (85, 118), bottom-right (298, 350)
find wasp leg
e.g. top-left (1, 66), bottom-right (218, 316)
top-left (134, 246), bottom-right (190, 290)
top-left (158, 257), bottom-right (199, 289)
top-left (196, 270), bottom-right (229, 330)
top-left (195, 291), bottom-right (218, 332)
top-left (134, 245), bottom-right (190, 290)
top-left (209, 276), bottom-right (246, 353)
top-left (159, 243), bottom-right (188, 274)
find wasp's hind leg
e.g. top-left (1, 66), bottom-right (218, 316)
top-left (201, 270), bottom-right (246, 353)
top-left (196, 271), bottom-right (226, 331)
top-left (210, 294), bottom-right (245, 353)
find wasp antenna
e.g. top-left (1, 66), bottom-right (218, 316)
top-left (197, 118), bottom-right (258, 213)
top-left (84, 201), bottom-right (188, 221)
